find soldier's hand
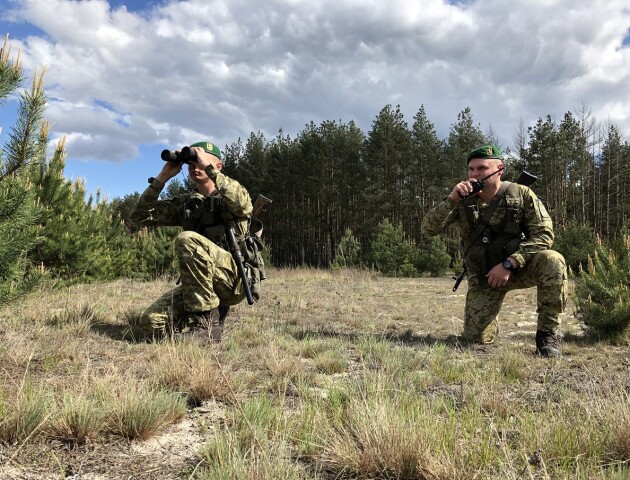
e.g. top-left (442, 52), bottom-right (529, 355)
top-left (191, 147), bottom-right (221, 170)
top-left (449, 180), bottom-right (475, 202)
top-left (486, 263), bottom-right (511, 289)
top-left (156, 156), bottom-right (183, 183)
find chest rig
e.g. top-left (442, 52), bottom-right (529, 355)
top-left (182, 192), bottom-right (228, 249)
top-left (181, 191), bottom-right (267, 301)
top-left (460, 182), bottom-right (524, 281)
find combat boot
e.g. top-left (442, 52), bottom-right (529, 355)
top-left (208, 307), bottom-right (223, 342)
top-left (535, 330), bottom-right (560, 357)
top-left (182, 308), bottom-right (222, 343)
top-left (218, 305), bottom-right (230, 323)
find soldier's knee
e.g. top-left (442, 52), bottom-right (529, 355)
top-left (463, 319), bottom-right (498, 344)
top-left (175, 231), bottom-right (201, 250)
top-left (175, 231), bottom-right (207, 262)
top-left (541, 249), bottom-right (565, 264)
top-left (533, 250), bottom-right (567, 276)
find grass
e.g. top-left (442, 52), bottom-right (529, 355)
top-left (48, 392), bottom-right (107, 445)
top-left (107, 382), bottom-right (187, 440)
top-left (0, 269), bottom-right (629, 478)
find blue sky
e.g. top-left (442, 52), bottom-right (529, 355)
top-left (1, 0), bottom-right (629, 200)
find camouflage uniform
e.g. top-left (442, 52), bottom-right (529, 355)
top-left (421, 182), bottom-right (567, 344)
top-left (131, 166), bottom-right (252, 335)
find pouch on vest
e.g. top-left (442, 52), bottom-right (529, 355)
top-left (203, 224), bottom-right (227, 249)
top-left (240, 235), bottom-right (267, 281)
top-left (503, 200), bottom-right (521, 235)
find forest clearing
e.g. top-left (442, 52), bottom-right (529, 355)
top-left (1, 268), bottom-right (628, 479)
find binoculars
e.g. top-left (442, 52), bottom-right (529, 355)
top-left (160, 146), bottom-right (198, 164)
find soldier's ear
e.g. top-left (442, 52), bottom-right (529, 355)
top-left (216, 161), bottom-right (223, 170)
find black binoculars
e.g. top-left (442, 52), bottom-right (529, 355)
top-left (160, 146), bottom-right (198, 164)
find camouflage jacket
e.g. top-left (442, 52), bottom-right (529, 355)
top-left (421, 183), bottom-right (554, 271)
top-left (131, 166), bottom-right (253, 243)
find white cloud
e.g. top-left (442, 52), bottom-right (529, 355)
top-left (2, 0), bottom-right (629, 164)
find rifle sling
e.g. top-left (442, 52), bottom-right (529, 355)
top-left (465, 181), bottom-right (511, 251)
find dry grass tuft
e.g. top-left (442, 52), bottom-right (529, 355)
top-left (152, 344), bottom-right (235, 404)
top-left (47, 392), bottom-right (107, 444)
top-left (105, 380), bottom-right (187, 440)
top-left (0, 381), bottom-right (53, 445)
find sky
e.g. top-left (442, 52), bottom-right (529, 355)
top-left (0, 0), bottom-right (629, 200)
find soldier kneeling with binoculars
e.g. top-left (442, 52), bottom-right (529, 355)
top-left (131, 141), bottom-right (267, 342)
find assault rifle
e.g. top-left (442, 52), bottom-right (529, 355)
top-left (227, 226), bottom-right (255, 305)
top-left (227, 194), bottom-right (273, 305)
top-left (451, 171), bottom-right (538, 292)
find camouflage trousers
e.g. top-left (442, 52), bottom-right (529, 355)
top-left (139, 231), bottom-right (246, 335)
top-left (462, 250), bottom-right (568, 344)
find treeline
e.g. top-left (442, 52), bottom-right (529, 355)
top-left (1, 36), bottom-right (629, 296)
top-left (214, 105), bottom-right (629, 268)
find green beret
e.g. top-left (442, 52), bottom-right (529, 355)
top-left (190, 141), bottom-right (222, 160)
top-left (466, 144), bottom-right (502, 163)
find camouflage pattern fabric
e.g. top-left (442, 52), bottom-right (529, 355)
top-left (463, 250), bottom-right (567, 343)
top-left (422, 183), bottom-right (554, 269)
top-left (138, 232), bottom-right (247, 334)
top-left (131, 168), bottom-right (252, 238)
top-left (131, 168), bottom-right (252, 335)
top-left (421, 182), bottom-right (567, 344)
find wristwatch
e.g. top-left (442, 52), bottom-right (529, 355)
top-left (502, 259), bottom-right (515, 271)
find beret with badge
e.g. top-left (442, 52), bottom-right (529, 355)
top-left (466, 144), bottom-right (502, 163)
top-left (190, 141), bottom-right (223, 160)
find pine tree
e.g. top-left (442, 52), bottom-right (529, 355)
top-left (363, 105), bottom-right (413, 237)
top-left (576, 234), bottom-right (630, 341)
top-left (0, 35), bottom-right (44, 302)
top-left (29, 141), bottom-right (134, 281)
top-left (332, 228), bottom-right (361, 268)
top-left (368, 219), bottom-right (419, 277)
top-left (411, 105), bottom-right (445, 232)
top-left (600, 125), bottom-right (629, 236)
top-left (444, 107), bottom-right (486, 185)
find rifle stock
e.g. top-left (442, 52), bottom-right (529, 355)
top-left (252, 194), bottom-right (272, 219)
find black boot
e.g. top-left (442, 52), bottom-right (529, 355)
top-left (218, 305), bottom-right (230, 324)
top-left (183, 308), bottom-right (221, 342)
top-left (535, 330), bottom-right (560, 357)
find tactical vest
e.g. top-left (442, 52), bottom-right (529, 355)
top-left (182, 192), bottom-right (267, 300)
top-left (460, 183), bottom-right (524, 282)
top-left (182, 193), bottom-right (228, 248)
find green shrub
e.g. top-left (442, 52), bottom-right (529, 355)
top-left (332, 228), bottom-right (361, 268)
top-left (417, 235), bottom-right (451, 276)
top-left (369, 219), bottom-right (419, 277)
top-left (554, 221), bottom-right (598, 274)
top-left (575, 234), bottom-right (630, 341)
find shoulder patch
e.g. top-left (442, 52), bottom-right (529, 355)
top-left (537, 198), bottom-right (550, 219)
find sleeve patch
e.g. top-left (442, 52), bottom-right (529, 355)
top-left (537, 198), bottom-right (550, 219)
